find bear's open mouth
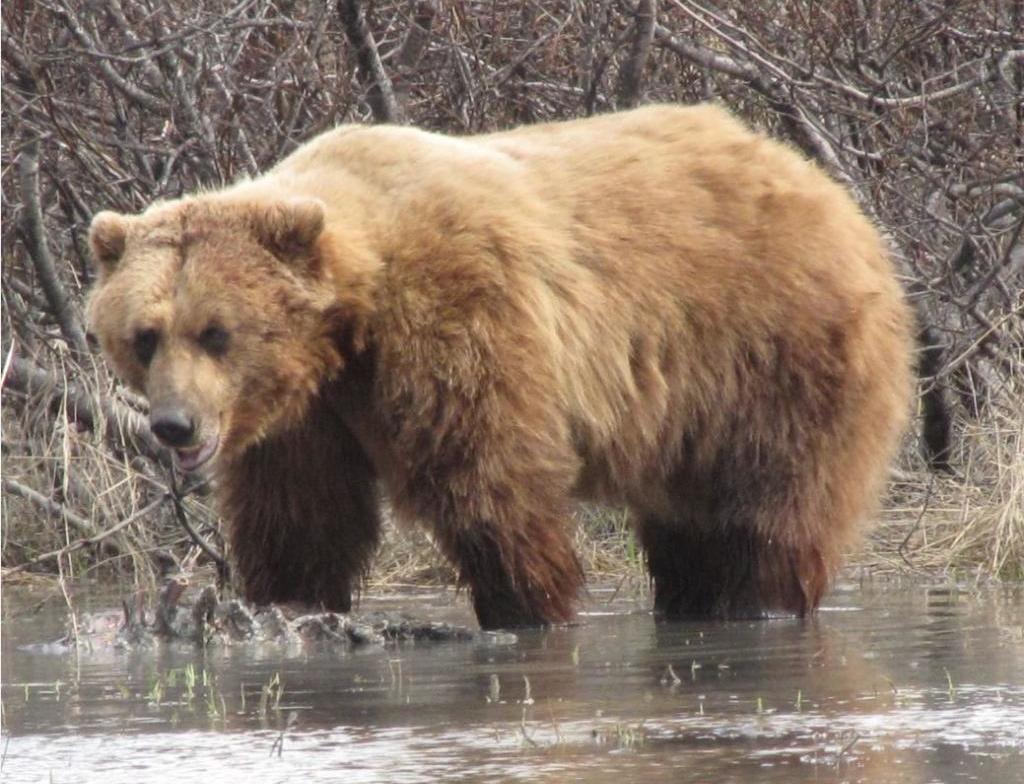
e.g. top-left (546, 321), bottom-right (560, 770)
top-left (173, 434), bottom-right (220, 473)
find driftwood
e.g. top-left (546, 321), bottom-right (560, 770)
top-left (33, 579), bottom-right (479, 651)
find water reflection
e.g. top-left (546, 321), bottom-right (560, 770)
top-left (2, 582), bottom-right (1022, 783)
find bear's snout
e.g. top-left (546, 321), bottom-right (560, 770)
top-left (150, 405), bottom-right (196, 448)
top-left (148, 401), bottom-right (220, 472)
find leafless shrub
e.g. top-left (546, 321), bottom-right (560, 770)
top-left (2, 1), bottom-right (1021, 583)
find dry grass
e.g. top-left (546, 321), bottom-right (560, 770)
top-left (867, 406), bottom-right (1024, 581)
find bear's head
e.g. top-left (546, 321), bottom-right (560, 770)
top-left (86, 197), bottom-right (371, 472)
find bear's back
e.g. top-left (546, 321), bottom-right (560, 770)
top-left (268, 105), bottom-right (889, 293)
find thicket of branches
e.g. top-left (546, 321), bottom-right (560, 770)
top-left (2, 1), bottom-right (1022, 582)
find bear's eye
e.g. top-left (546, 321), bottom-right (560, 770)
top-left (198, 324), bottom-right (230, 357)
top-left (133, 328), bottom-right (159, 367)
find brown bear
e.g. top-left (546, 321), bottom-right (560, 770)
top-left (86, 104), bottom-right (913, 630)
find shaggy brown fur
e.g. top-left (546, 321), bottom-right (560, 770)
top-left (87, 104), bottom-right (913, 629)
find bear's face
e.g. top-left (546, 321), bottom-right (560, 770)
top-left (86, 198), bottom-right (345, 472)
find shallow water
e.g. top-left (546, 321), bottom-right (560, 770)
top-left (2, 582), bottom-right (1023, 783)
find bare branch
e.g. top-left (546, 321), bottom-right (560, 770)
top-left (337, 0), bottom-right (405, 123)
top-left (2, 487), bottom-right (167, 575)
top-left (170, 472), bottom-right (228, 577)
top-left (653, 25), bottom-right (848, 177)
top-left (616, 0), bottom-right (657, 109)
top-left (53, 3), bottom-right (168, 114)
top-left (800, 49), bottom-right (1024, 109)
top-left (4, 354), bottom-right (167, 466)
top-left (392, 0), bottom-right (440, 71)
top-left (2, 477), bottom-right (117, 549)
top-left (16, 140), bottom-right (90, 356)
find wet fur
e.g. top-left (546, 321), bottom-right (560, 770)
top-left (87, 105), bottom-right (914, 628)
top-left (220, 393), bottom-right (380, 611)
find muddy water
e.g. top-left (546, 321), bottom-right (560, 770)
top-left (2, 582), bottom-right (1023, 783)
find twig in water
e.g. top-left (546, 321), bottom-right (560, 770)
top-left (269, 711), bottom-right (299, 757)
top-left (837, 731), bottom-right (860, 762)
top-left (520, 706), bottom-right (538, 747)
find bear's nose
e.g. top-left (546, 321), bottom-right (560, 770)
top-left (150, 408), bottom-right (196, 447)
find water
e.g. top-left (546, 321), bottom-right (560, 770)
top-left (2, 582), bottom-right (1023, 783)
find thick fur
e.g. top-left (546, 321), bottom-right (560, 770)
top-left (86, 105), bottom-right (914, 628)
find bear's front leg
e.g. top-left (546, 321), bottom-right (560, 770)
top-left (398, 439), bottom-right (584, 629)
top-left (437, 514), bottom-right (584, 630)
top-left (391, 415), bottom-right (584, 629)
top-left (373, 268), bottom-right (584, 629)
top-left (219, 402), bottom-right (380, 612)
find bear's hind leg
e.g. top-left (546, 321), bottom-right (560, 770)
top-left (638, 516), bottom-right (831, 619)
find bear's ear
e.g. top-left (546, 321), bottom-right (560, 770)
top-left (252, 198), bottom-right (326, 263)
top-left (89, 211), bottom-right (130, 276)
